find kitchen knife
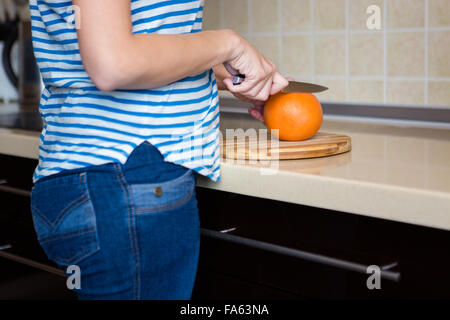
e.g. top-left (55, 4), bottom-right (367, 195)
top-left (223, 62), bottom-right (246, 85)
top-left (282, 81), bottom-right (328, 93)
top-left (223, 63), bottom-right (328, 93)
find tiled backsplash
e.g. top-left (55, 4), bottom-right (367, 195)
top-left (1, 1), bottom-right (448, 108)
top-left (204, 0), bottom-right (450, 108)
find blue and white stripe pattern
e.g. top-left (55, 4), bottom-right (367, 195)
top-left (30, 0), bottom-right (221, 183)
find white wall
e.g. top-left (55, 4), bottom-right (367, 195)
top-left (0, 42), bottom-right (18, 102)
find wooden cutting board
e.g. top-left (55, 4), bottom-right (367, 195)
top-left (221, 132), bottom-right (351, 160)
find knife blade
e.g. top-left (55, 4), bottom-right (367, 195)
top-left (282, 81), bottom-right (328, 93)
top-left (223, 63), bottom-right (328, 93)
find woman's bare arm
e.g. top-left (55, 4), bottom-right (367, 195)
top-left (73, 0), bottom-right (236, 90)
top-left (73, 0), bottom-right (287, 100)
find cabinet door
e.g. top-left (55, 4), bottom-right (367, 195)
top-left (0, 154), bottom-right (36, 191)
top-left (193, 187), bottom-right (450, 300)
top-left (0, 258), bottom-right (75, 300)
top-left (0, 191), bottom-right (53, 264)
top-left (0, 154), bottom-right (75, 299)
top-left (0, 155), bottom-right (60, 268)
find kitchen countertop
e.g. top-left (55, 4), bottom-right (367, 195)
top-left (1, 103), bottom-right (450, 231)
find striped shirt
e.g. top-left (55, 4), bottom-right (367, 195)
top-left (30, 0), bottom-right (221, 183)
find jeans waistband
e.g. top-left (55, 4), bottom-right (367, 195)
top-left (35, 142), bottom-right (189, 186)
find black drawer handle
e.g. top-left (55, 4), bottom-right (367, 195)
top-left (0, 179), bottom-right (31, 197)
top-left (0, 244), bottom-right (12, 251)
top-left (201, 228), bottom-right (401, 282)
top-left (0, 250), bottom-right (65, 278)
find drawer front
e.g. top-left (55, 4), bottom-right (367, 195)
top-left (195, 187), bottom-right (450, 299)
top-left (0, 257), bottom-right (75, 300)
top-left (0, 155), bottom-right (36, 191)
top-left (0, 155), bottom-right (57, 267)
top-left (0, 192), bottom-right (53, 265)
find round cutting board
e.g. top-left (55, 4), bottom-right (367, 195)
top-left (221, 132), bottom-right (351, 160)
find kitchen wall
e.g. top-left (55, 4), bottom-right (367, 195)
top-left (0, 42), bottom-right (18, 103)
top-left (2, 1), bottom-right (448, 108)
top-left (203, 0), bottom-right (450, 108)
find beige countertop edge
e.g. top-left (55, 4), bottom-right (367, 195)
top-left (197, 163), bottom-right (450, 232)
top-left (0, 128), bottom-right (39, 160)
top-left (1, 127), bottom-right (450, 231)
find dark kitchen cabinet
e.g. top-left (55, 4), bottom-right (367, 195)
top-left (1, 153), bottom-right (450, 300)
top-left (0, 155), bottom-right (48, 263)
top-left (0, 154), bottom-right (75, 299)
top-left (0, 258), bottom-right (75, 300)
top-left (192, 188), bottom-right (450, 300)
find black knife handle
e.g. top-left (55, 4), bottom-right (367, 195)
top-left (223, 63), bottom-right (245, 85)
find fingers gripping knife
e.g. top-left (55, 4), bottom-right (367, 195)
top-left (223, 62), bottom-right (246, 85)
top-left (222, 62), bottom-right (328, 93)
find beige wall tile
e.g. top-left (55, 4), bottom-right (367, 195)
top-left (223, 0), bottom-right (249, 34)
top-left (314, 34), bottom-right (346, 75)
top-left (203, 0), bottom-right (221, 30)
top-left (315, 0), bottom-right (346, 30)
top-left (252, 0), bottom-right (279, 33)
top-left (282, 35), bottom-right (312, 76)
top-left (349, 33), bottom-right (383, 76)
top-left (349, 0), bottom-right (384, 30)
top-left (428, 31), bottom-right (450, 78)
top-left (349, 80), bottom-right (384, 103)
top-left (386, 81), bottom-right (425, 105)
top-left (428, 81), bottom-right (450, 107)
top-left (210, 0), bottom-right (448, 107)
top-left (387, 32), bottom-right (425, 77)
top-left (387, 0), bottom-right (425, 29)
top-left (315, 79), bottom-right (347, 102)
top-left (429, 0), bottom-right (450, 27)
top-left (250, 36), bottom-right (281, 68)
top-left (282, 0), bottom-right (311, 32)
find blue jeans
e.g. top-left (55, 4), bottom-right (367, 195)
top-left (30, 142), bottom-right (200, 300)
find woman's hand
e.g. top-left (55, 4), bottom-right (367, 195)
top-left (223, 36), bottom-right (289, 102)
top-left (248, 100), bottom-right (266, 123)
top-left (212, 35), bottom-right (288, 123)
top-left (231, 77), bottom-right (296, 123)
top-left (229, 92), bottom-right (266, 123)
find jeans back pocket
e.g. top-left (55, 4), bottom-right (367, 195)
top-left (130, 169), bottom-right (196, 214)
top-left (31, 172), bottom-right (100, 267)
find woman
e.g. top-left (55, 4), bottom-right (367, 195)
top-left (29, 0), bottom-right (288, 300)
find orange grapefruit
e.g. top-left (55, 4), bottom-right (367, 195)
top-left (264, 92), bottom-right (323, 141)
